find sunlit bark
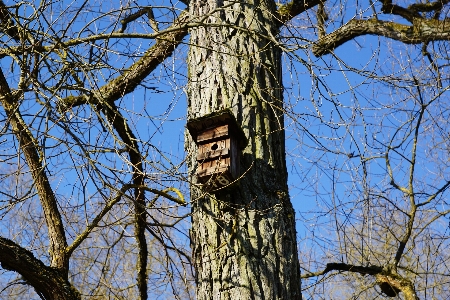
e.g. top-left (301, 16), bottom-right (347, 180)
top-left (187, 0), bottom-right (301, 299)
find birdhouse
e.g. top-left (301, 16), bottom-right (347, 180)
top-left (187, 109), bottom-right (247, 189)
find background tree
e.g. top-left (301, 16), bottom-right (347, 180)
top-left (295, 64), bottom-right (450, 299)
top-left (0, 1), bottom-right (192, 299)
top-left (285, 0), bottom-right (450, 299)
top-left (0, 0), bottom-right (449, 300)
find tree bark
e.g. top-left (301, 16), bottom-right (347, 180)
top-left (187, 1), bottom-right (301, 299)
top-left (0, 69), bottom-right (69, 274)
top-left (0, 237), bottom-right (80, 300)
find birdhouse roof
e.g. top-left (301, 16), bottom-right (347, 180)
top-left (187, 109), bottom-right (248, 149)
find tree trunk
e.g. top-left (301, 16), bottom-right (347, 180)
top-left (187, 1), bottom-right (301, 299)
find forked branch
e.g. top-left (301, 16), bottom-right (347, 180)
top-left (0, 237), bottom-right (80, 300)
top-left (61, 10), bottom-right (189, 108)
top-left (302, 263), bottom-right (418, 299)
top-left (277, 0), bottom-right (323, 24)
top-left (313, 17), bottom-right (450, 56)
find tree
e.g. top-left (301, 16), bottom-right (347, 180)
top-left (285, 1), bottom-right (450, 299)
top-left (296, 66), bottom-right (450, 299)
top-left (186, 0), bottom-right (450, 298)
top-left (186, 1), bottom-right (302, 299)
top-left (0, 1), bottom-right (192, 299)
top-left (0, 0), bottom-right (450, 299)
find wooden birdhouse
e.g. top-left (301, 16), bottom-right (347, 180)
top-left (187, 109), bottom-right (247, 189)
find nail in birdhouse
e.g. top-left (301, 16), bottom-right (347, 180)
top-left (187, 109), bottom-right (247, 188)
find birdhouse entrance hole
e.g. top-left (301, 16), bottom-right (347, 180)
top-left (187, 109), bottom-right (247, 189)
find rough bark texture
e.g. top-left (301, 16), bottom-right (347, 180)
top-left (0, 237), bottom-right (80, 300)
top-left (375, 273), bottom-right (419, 300)
top-left (187, 1), bottom-right (301, 299)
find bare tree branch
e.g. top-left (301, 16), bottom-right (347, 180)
top-left (380, 0), bottom-right (420, 22)
top-left (101, 101), bottom-right (149, 300)
top-left (301, 262), bottom-right (383, 278)
top-left (408, 0), bottom-right (450, 15)
top-left (0, 237), bottom-right (80, 300)
top-left (0, 68), bottom-right (69, 274)
top-left (277, 0), bottom-right (323, 25)
top-left (302, 263), bottom-right (418, 299)
top-left (313, 18), bottom-right (450, 56)
top-left (0, 0), bottom-right (19, 42)
top-left (60, 10), bottom-right (189, 109)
